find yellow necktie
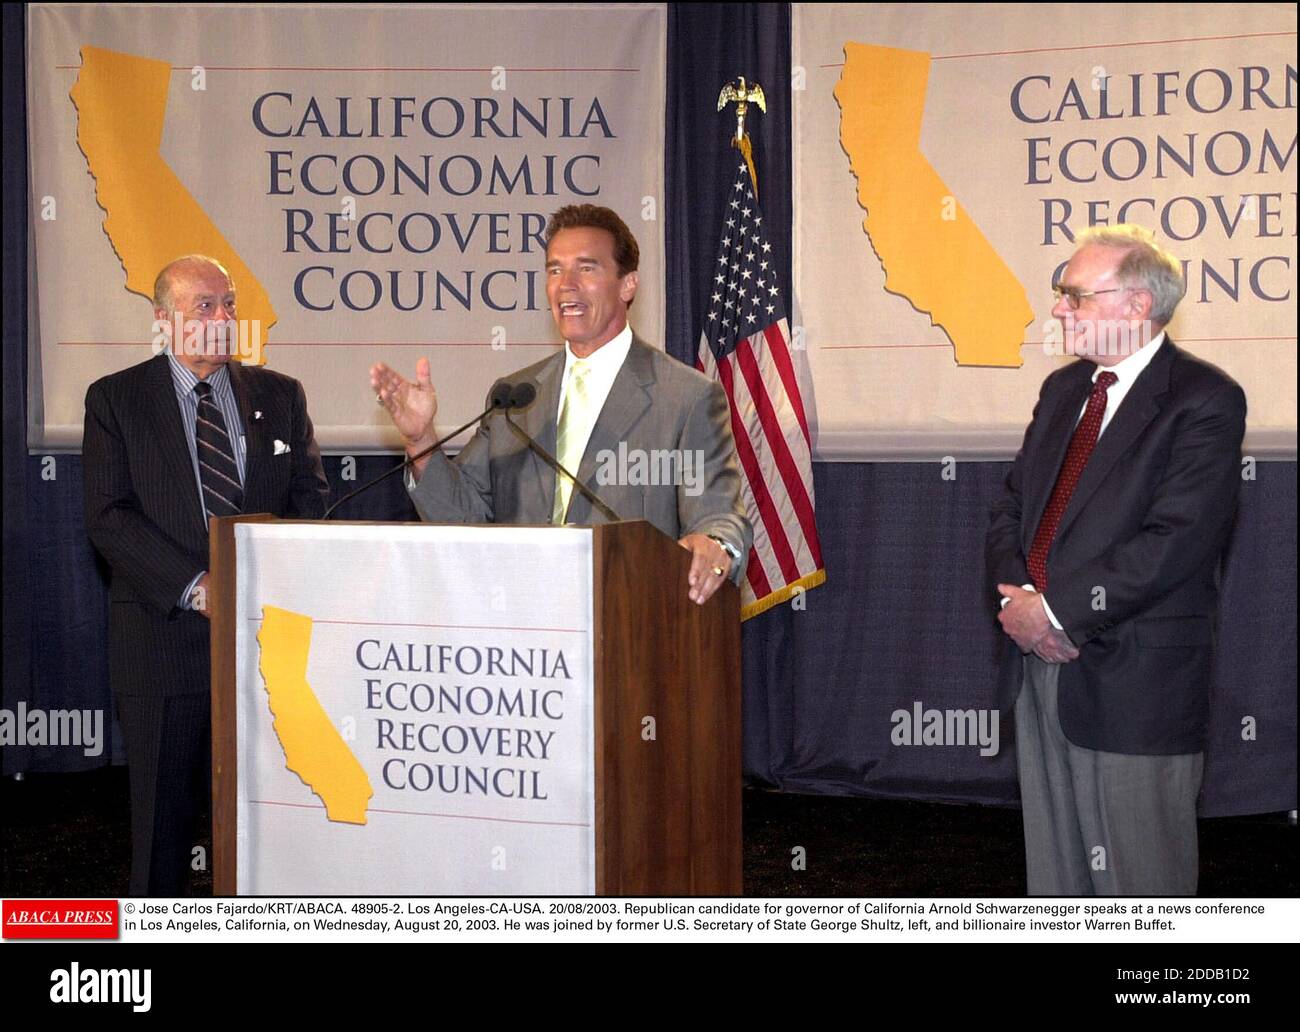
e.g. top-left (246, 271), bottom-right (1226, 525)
top-left (552, 361), bottom-right (592, 524)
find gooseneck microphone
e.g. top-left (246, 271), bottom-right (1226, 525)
top-left (324, 383), bottom-right (514, 519)
top-left (502, 382), bottom-right (622, 523)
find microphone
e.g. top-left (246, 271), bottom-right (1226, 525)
top-left (502, 382), bottom-right (622, 524)
top-left (509, 382), bottom-right (537, 406)
top-left (506, 382), bottom-right (538, 405)
top-left (324, 383), bottom-right (514, 519)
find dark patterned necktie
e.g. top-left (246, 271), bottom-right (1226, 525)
top-left (194, 380), bottom-right (243, 517)
top-left (1027, 371), bottom-right (1118, 591)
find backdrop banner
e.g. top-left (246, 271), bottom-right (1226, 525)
top-left (793, 2), bottom-right (1297, 458)
top-left (27, 2), bottom-right (665, 451)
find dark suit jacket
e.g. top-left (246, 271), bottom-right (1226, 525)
top-left (84, 354), bottom-right (329, 696)
top-left (986, 339), bottom-right (1247, 754)
top-left (409, 337), bottom-right (753, 580)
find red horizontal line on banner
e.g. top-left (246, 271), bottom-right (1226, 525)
top-left (820, 336), bottom-right (1297, 350)
top-left (266, 342), bottom-right (561, 347)
top-left (282, 618), bottom-right (588, 633)
top-left (56, 65), bottom-right (639, 73)
top-left (366, 807), bottom-right (591, 827)
top-left (58, 341), bottom-right (562, 347)
top-left (67, 337), bottom-right (1296, 351)
top-left (250, 798), bottom-right (591, 828)
top-left (1162, 336), bottom-right (1298, 342)
top-left (820, 343), bottom-right (957, 350)
top-left (819, 29), bottom-right (1295, 66)
top-left (934, 29), bottom-right (1296, 60)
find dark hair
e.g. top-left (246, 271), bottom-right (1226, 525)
top-left (545, 204), bottom-right (640, 277)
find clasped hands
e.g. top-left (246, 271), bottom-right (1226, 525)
top-left (996, 584), bottom-right (1079, 665)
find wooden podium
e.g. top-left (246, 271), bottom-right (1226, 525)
top-left (209, 517), bottom-right (741, 896)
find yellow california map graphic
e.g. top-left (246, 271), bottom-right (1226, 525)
top-left (70, 45), bottom-right (274, 359)
top-left (835, 42), bottom-right (1032, 367)
top-left (258, 606), bottom-right (373, 824)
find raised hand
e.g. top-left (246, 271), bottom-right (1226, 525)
top-left (370, 358), bottom-right (438, 449)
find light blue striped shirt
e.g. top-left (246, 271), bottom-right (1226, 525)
top-left (167, 352), bottom-right (247, 609)
top-left (166, 351), bottom-right (247, 504)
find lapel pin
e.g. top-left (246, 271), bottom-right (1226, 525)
top-left (254, 410), bottom-right (263, 420)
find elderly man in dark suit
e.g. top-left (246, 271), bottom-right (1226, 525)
top-left (371, 205), bottom-right (752, 606)
top-left (84, 255), bottom-right (329, 895)
top-left (987, 225), bottom-right (1247, 895)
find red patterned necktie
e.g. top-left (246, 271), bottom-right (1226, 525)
top-left (1026, 371), bottom-right (1119, 591)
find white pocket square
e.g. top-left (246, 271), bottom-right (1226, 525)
top-left (273, 439), bottom-right (291, 455)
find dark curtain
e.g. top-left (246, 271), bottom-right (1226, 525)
top-left (0, 5), bottom-right (107, 774)
top-left (665, 2), bottom-right (806, 795)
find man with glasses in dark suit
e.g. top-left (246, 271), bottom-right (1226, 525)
top-left (987, 226), bottom-right (1247, 895)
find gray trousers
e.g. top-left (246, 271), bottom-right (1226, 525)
top-left (1015, 656), bottom-right (1203, 895)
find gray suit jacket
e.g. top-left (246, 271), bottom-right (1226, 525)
top-left (409, 337), bottom-right (752, 582)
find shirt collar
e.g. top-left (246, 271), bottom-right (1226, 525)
top-left (166, 349), bottom-right (232, 395)
top-left (1092, 330), bottom-right (1165, 388)
top-left (563, 324), bottom-right (632, 378)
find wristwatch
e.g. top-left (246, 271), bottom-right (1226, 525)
top-left (707, 534), bottom-right (742, 576)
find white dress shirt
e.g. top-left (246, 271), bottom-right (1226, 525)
top-left (405, 325), bottom-right (633, 494)
top-left (1077, 331), bottom-right (1165, 437)
top-left (554, 324), bottom-right (633, 460)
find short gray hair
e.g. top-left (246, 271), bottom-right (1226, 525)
top-left (1075, 225), bottom-right (1185, 325)
top-left (152, 255), bottom-right (232, 312)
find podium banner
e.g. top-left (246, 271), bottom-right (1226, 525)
top-left (233, 523), bottom-right (595, 895)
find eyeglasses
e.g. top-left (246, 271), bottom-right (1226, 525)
top-left (1052, 282), bottom-right (1130, 310)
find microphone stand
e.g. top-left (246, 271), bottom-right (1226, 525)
top-left (324, 395), bottom-right (507, 519)
top-left (502, 410), bottom-right (622, 523)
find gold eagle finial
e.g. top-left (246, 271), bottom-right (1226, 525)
top-left (716, 77), bottom-right (767, 199)
top-left (717, 76), bottom-right (767, 143)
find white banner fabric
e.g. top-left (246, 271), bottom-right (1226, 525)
top-left (234, 522), bottom-right (595, 895)
top-left (794, 3), bottom-right (1297, 458)
top-left (27, 3), bottom-right (666, 451)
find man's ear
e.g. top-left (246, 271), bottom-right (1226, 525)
top-left (1127, 288), bottom-right (1153, 323)
top-left (152, 307), bottom-right (174, 341)
top-left (149, 307), bottom-right (176, 357)
top-left (620, 271), bottom-right (639, 304)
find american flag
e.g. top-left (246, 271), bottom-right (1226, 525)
top-left (697, 158), bottom-right (825, 619)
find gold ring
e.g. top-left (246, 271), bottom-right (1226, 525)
top-left (711, 565), bottom-right (725, 577)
